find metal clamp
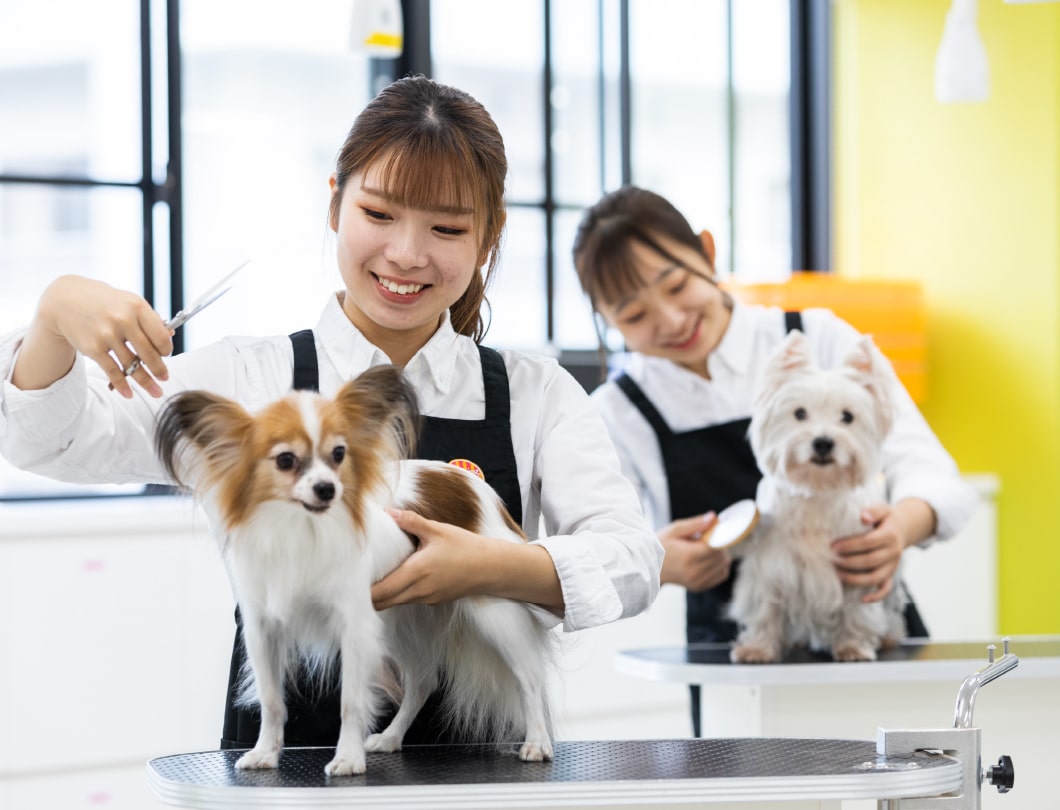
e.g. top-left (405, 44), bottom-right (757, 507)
top-left (876, 638), bottom-right (1018, 810)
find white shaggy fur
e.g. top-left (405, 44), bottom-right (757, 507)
top-left (154, 367), bottom-right (555, 776)
top-left (729, 330), bottom-right (907, 664)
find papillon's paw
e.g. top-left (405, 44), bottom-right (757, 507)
top-left (325, 753), bottom-right (367, 776)
top-left (365, 732), bottom-right (403, 753)
top-left (834, 642), bottom-right (877, 662)
top-left (519, 739), bottom-right (553, 762)
top-left (235, 748), bottom-right (280, 770)
top-left (731, 642), bottom-right (780, 664)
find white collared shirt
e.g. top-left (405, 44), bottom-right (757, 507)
top-left (0, 293), bottom-right (663, 631)
top-left (592, 300), bottom-right (979, 541)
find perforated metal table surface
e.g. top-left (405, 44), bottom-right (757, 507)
top-left (147, 738), bottom-right (961, 809)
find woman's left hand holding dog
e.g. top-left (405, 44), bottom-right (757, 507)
top-left (831, 499), bottom-right (937, 603)
top-left (373, 508), bottom-right (566, 615)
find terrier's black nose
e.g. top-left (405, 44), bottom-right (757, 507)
top-left (812, 436), bottom-right (834, 457)
top-left (313, 482), bottom-right (336, 502)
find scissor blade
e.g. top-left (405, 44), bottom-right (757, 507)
top-left (167, 285), bottom-right (232, 330)
top-left (167, 258), bottom-right (250, 329)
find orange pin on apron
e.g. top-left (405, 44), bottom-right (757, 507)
top-left (449, 458), bottom-right (485, 480)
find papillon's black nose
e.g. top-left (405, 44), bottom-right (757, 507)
top-left (812, 436), bottom-right (834, 457)
top-left (313, 482), bottom-right (336, 502)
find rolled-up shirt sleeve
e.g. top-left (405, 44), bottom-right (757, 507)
top-left (521, 362), bottom-right (663, 632)
top-left (0, 328), bottom-right (292, 486)
top-left (1, 327), bottom-right (94, 475)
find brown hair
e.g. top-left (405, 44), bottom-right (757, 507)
top-left (329, 76), bottom-right (508, 341)
top-left (572, 185), bottom-right (718, 314)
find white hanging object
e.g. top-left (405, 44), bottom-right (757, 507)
top-left (350, 0), bottom-right (403, 58)
top-left (935, 0), bottom-right (989, 103)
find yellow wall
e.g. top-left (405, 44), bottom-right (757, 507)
top-left (833, 0), bottom-right (1060, 633)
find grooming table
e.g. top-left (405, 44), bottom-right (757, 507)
top-left (147, 738), bottom-right (962, 809)
top-left (616, 638), bottom-right (1057, 808)
top-left (615, 637), bottom-right (1060, 688)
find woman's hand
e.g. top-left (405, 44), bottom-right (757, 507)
top-left (13, 275), bottom-right (173, 398)
top-left (372, 508), bottom-right (564, 614)
top-left (831, 499), bottom-right (935, 603)
top-left (658, 512), bottom-right (732, 591)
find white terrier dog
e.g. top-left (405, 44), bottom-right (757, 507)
top-left (729, 330), bottom-right (906, 664)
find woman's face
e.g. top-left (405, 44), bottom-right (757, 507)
top-left (595, 234), bottom-right (731, 376)
top-left (330, 163), bottom-right (481, 363)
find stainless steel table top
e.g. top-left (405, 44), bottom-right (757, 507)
top-left (147, 738), bottom-right (961, 809)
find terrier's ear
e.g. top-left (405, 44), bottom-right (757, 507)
top-left (842, 335), bottom-right (876, 376)
top-left (753, 329), bottom-right (814, 411)
top-left (772, 329), bottom-right (814, 374)
top-left (842, 335), bottom-right (897, 437)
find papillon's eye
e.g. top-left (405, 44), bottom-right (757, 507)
top-left (332, 446), bottom-right (346, 464)
top-left (840, 410), bottom-right (854, 424)
top-left (794, 407), bottom-right (808, 421)
top-left (275, 452), bottom-right (297, 471)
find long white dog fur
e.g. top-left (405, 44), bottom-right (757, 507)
top-left (729, 330), bottom-right (907, 663)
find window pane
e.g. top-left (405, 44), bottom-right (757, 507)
top-left (0, 0), bottom-right (143, 181)
top-left (732, 0), bottom-right (790, 282)
top-left (179, 0), bottom-right (370, 346)
top-left (628, 0), bottom-right (731, 272)
top-left (432, 0), bottom-right (544, 204)
top-left (552, 208), bottom-right (601, 350)
top-left (0, 185), bottom-right (143, 326)
top-left (487, 206), bottom-right (547, 350)
top-left (0, 183), bottom-right (145, 499)
top-left (551, 1), bottom-right (605, 206)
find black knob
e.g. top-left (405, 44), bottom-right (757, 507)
top-left (986, 754), bottom-right (1015, 793)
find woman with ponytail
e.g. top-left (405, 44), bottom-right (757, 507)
top-left (0, 77), bottom-right (662, 749)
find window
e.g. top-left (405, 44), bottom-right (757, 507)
top-left (0, 0), bottom-right (815, 499)
top-left (429, 0), bottom-right (794, 354)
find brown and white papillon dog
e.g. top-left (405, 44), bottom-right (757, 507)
top-left (155, 366), bottom-right (555, 776)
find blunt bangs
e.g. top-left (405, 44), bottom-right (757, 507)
top-left (370, 139), bottom-right (485, 226)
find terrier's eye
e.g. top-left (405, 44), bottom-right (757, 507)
top-left (794, 407), bottom-right (808, 421)
top-left (841, 410), bottom-right (854, 424)
top-left (332, 446), bottom-right (346, 464)
top-left (275, 452), bottom-right (297, 471)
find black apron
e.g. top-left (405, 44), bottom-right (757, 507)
top-left (219, 332), bottom-right (523, 749)
top-left (615, 312), bottom-right (927, 736)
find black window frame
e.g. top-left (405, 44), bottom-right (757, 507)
top-left (0, 0), bottom-right (830, 498)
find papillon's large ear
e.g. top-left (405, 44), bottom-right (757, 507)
top-left (335, 365), bottom-right (421, 459)
top-left (753, 329), bottom-right (814, 410)
top-left (155, 391), bottom-right (254, 487)
top-left (841, 335), bottom-right (897, 437)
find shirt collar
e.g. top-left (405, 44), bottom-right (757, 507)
top-left (706, 297), bottom-right (753, 379)
top-left (315, 292), bottom-right (461, 394)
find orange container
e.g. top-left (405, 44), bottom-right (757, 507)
top-left (723, 272), bottom-right (927, 403)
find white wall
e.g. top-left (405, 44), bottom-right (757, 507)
top-left (0, 476), bottom-right (999, 809)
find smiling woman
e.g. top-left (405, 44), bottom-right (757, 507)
top-left (572, 184), bottom-right (979, 736)
top-left (330, 163), bottom-right (484, 367)
top-left (0, 74), bottom-right (662, 761)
